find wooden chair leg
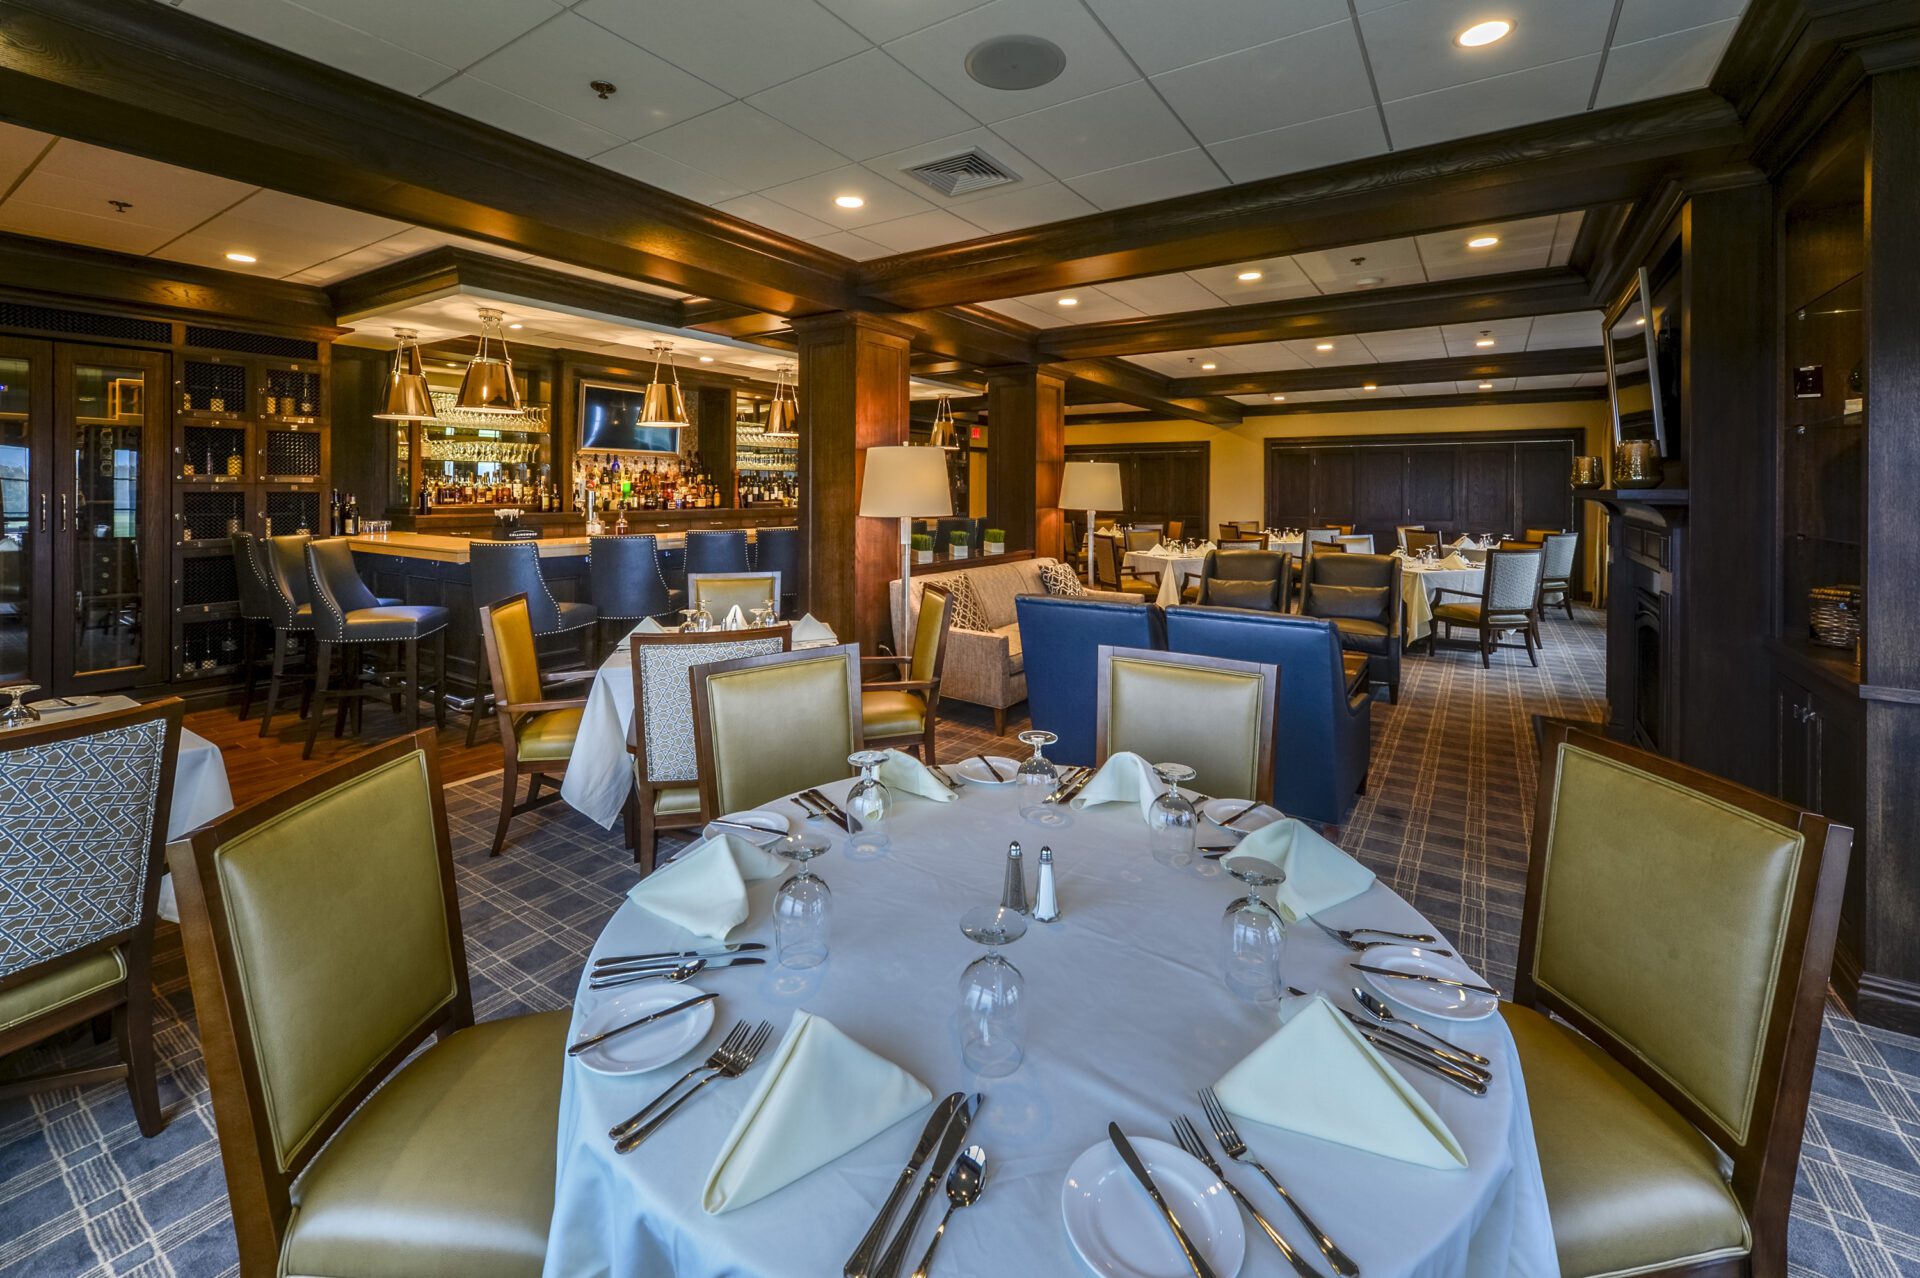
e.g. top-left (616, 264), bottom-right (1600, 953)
top-left (237, 623), bottom-right (259, 720)
top-left (1479, 626), bottom-right (1492, 668)
top-left (114, 991), bottom-right (164, 1138)
top-left (433, 630), bottom-right (448, 728)
top-left (304, 641), bottom-right (333, 759)
top-left (992, 705), bottom-right (1006, 736)
top-left (404, 638), bottom-right (421, 730)
top-left (261, 629), bottom-right (289, 738)
top-left (466, 661), bottom-right (489, 748)
top-left (1525, 624), bottom-right (1540, 667)
top-left (491, 757), bottom-right (519, 857)
top-left (635, 781), bottom-right (658, 875)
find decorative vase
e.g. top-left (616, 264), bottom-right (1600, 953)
top-left (913, 549), bottom-right (933, 564)
top-left (951, 545), bottom-right (970, 559)
top-left (1613, 441), bottom-right (1664, 489)
top-left (984, 541), bottom-right (1005, 556)
top-left (1569, 456), bottom-right (1603, 489)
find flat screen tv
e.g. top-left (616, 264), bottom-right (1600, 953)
top-left (1604, 266), bottom-right (1682, 456)
top-left (578, 378), bottom-right (682, 455)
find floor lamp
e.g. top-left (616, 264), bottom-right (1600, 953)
top-left (859, 445), bottom-right (953, 653)
top-left (1059, 460), bottom-right (1123, 583)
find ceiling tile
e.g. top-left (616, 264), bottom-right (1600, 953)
top-left (884, 0), bottom-right (1141, 123)
top-left (4, 140), bottom-right (254, 237)
top-left (1398, 381), bottom-right (1462, 395)
top-left (576, 0), bottom-right (869, 98)
top-left (178, 0), bottom-right (456, 95)
top-left (592, 143), bottom-right (748, 203)
top-left (1098, 272), bottom-right (1225, 314)
top-left (284, 0), bottom-right (561, 69)
top-left (220, 189), bottom-right (407, 242)
top-left (1593, 21), bottom-right (1739, 109)
top-left (1214, 342), bottom-right (1310, 371)
top-left (991, 82), bottom-right (1193, 180)
top-left (1354, 327), bottom-right (1448, 361)
top-left (463, 13), bottom-right (730, 141)
top-left (978, 297), bottom-right (1055, 325)
top-left (1187, 256), bottom-right (1318, 305)
top-left (859, 127), bottom-right (1055, 206)
top-left (1383, 54), bottom-right (1602, 151)
top-left (638, 103), bottom-right (848, 190)
top-left (1613, 0), bottom-right (1749, 46)
top-left (1451, 378), bottom-right (1511, 393)
top-left (1574, 371), bottom-right (1611, 388)
top-left (1009, 286), bottom-right (1140, 324)
top-left (748, 50), bottom-right (978, 160)
top-left (156, 192), bottom-right (406, 274)
top-left (760, 164), bottom-right (936, 228)
top-left (1523, 311), bottom-right (1604, 350)
top-left (285, 240), bottom-right (422, 285)
top-left (954, 180), bottom-right (1095, 231)
top-left (1441, 316), bottom-right (1535, 357)
top-left (0, 122), bottom-right (49, 192)
top-left (1205, 107), bottom-right (1388, 183)
top-left (0, 200), bottom-right (178, 255)
top-left (816, 0), bottom-right (994, 44)
top-left (1082, 0), bottom-right (1348, 76)
top-left (713, 193), bottom-right (838, 239)
top-left (423, 76), bottom-right (626, 158)
top-left (1151, 21), bottom-right (1374, 145)
top-left (808, 230), bottom-right (892, 261)
top-left (1547, 210), bottom-right (1584, 266)
top-left (1416, 213), bottom-right (1560, 280)
top-left (1359, 0), bottom-right (1612, 102)
top-left (1279, 335), bottom-right (1378, 366)
top-left (1293, 236), bottom-right (1425, 290)
top-left (855, 208), bottom-right (987, 251)
top-left (1064, 148), bottom-right (1224, 211)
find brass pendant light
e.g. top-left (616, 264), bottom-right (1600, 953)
top-left (640, 342), bottom-right (689, 426)
top-left (763, 363), bottom-right (800, 440)
top-left (455, 307), bottom-right (521, 414)
top-left (927, 392), bottom-right (960, 450)
top-left (371, 328), bottom-right (436, 421)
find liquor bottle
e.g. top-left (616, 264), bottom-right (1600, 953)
top-left (417, 478), bottom-right (430, 515)
top-left (328, 488), bottom-right (342, 537)
top-left (344, 493), bottom-right (359, 535)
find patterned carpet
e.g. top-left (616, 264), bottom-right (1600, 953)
top-left (1, 608), bottom-right (1915, 1276)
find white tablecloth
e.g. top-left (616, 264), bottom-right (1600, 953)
top-left (542, 778), bottom-right (1558, 1278)
top-left (1402, 564), bottom-right (1486, 643)
top-left (561, 623), bottom-right (841, 829)
top-left (1124, 547), bottom-right (1208, 605)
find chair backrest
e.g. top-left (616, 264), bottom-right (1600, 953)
top-left (589, 534), bottom-right (672, 623)
top-left (1216, 536), bottom-right (1265, 550)
top-left (1518, 724), bottom-right (1851, 1267)
top-left (1304, 527), bottom-right (1343, 546)
top-left (1164, 520), bottom-right (1184, 541)
top-left (1403, 528), bottom-right (1441, 555)
top-left (0, 698), bottom-right (181, 982)
top-left (1124, 529), bottom-right (1160, 552)
top-left (752, 527), bottom-right (801, 596)
top-left (688, 571), bottom-right (779, 619)
top-left (305, 538), bottom-right (379, 641)
top-left (631, 627), bottom-right (790, 786)
top-left (1015, 595), bottom-right (1166, 767)
top-left (1393, 524), bottom-right (1424, 551)
top-left (684, 528), bottom-right (750, 578)
top-left (1217, 523), bottom-right (1240, 541)
top-left (478, 594), bottom-right (545, 712)
top-left (1537, 531), bottom-right (1578, 581)
top-left (691, 645), bottom-right (862, 815)
top-left (1092, 534), bottom-right (1126, 590)
top-left (263, 534), bottom-right (312, 629)
top-left (1335, 533), bottom-right (1376, 554)
top-left (231, 531), bottom-right (275, 621)
top-left (1095, 645), bottom-right (1277, 803)
top-left (469, 541), bottom-right (560, 632)
top-left (170, 733), bottom-right (468, 1269)
top-left (1483, 546), bottom-right (1545, 617)
top-left (1523, 526), bottom-right (1565, 544)
top-left (907, 583), bottom-right (953, 685)
top-left (1198, 549), bottom-right (1284, 611)
top-left (1303, 551), bottom-right (1400, 629)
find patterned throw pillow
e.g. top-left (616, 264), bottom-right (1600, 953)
top-left (941, 573), bottom-right (992, 631)
top-left (1038, 560), bottom-right (1087, 597)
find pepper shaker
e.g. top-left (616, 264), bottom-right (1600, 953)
top-left (1000, 840), bottom-right (1029, 916)
top-left (1032, 846), bottom-right (1060, 923)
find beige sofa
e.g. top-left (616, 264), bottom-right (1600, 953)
top-left (889, 556), bottom-right (1141, 733)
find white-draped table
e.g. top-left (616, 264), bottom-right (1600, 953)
top-left (543, 776), bottom-right (1556, 1278)
top-left (1401, 562), bottom-right (1487, 643)
top-left (1125, 537), bottom-right (1305, 607)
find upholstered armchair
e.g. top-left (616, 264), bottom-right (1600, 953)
top-left (1014, 594), bottom-right (1166, 767)
top-left (468, 540), bottom-right (599, 747)
top-left (751, 526), bottom-right (802, 615)
top-left (1187, 548), bottom-right (1290, 610)
top-left (1430, 544), bottom-right (1544, 666)
top-left (1092, 534), bottom-right (1161, 601)
top-left (687, 571), bottom-right (780, 620)
top-left (861, 583), bottom-right (953, 758)
top-left (1301, 549), bottom-right (1403, 703)
top-left (1536, 531), bottom-right (1579, 622)
top-left (305, 538), bottom-right (450, 759)
top-left (1094, 645), bottom-right (1278, 803)
top-left (690, 645), bottom-right (863, 817)
top-left (478, 593), bottom-right (587, 857)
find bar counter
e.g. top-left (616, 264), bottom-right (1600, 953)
top-left (345, 531), bottom-right (594, 563)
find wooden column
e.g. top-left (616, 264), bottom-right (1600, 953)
top-left (985, 367), bottom-right (1067, 559)
top-left (794, 313), bottom-right (915, 650)
top-left (695, 385), bottom-right (736, 502)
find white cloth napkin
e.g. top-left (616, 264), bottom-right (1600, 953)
top-left (1222, 817), bottom-right (1374, 920)
top-left (878, 749), bottom-right (956, 802)
top-left (1215, 994), bottom-right (1467, 1169)
top-left (1450, 535), bottom-right (1476, 548)
top-left (1070, 751), bottom-right (1166, 821)
top-left (625, 833), bottom-right (784, 940)
top-left (1433, 552), bottom-right (1475, 571)
top-left (710, 809), bottom-right (794, 837)
top-left (702, 1010), bottom-right (932, 1213)
top-left (791, 614), bottom-right (835, 645)
top-left (723, 604), bottom-right (746, 629)
top-left (632, 616), bottom-right (666, 634)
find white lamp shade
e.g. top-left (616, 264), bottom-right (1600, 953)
top-left (859, 445), bottom-right (953, 519)
top-left (1059, 460), bottom-right (1123, 511)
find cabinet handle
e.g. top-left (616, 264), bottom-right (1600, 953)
top-left (39, 491), bottom-right (47, 533)
top-left (58, 492), bottom-right (68, 532)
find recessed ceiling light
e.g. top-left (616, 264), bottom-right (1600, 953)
top-left (507, 322), bottom-right (523, 330)
top-left (1315, 342), bottom-right (1334, 352)
top-left (224, 251), bottom-right (256, 263)
top-left (1457, 19), bottom-right (1511, 47)
top-left (698, 355), bottom-right (714, 363)
top-left (1466, 235), bottom-right (1500, 249)
top-left (1272, 394), bottom-right (1286, 402)
top-left (1478, 382), bottom-right (1494, 390)
top-left (1356, 275), bottom-right (1383, 286)
top-left (834, 194), bottom-right (865, 209)
top-left (1635, 316), bottom-right (1646, 326)
top-left (1200, 362), bottom-right (1217, 370)
top-left (1236, 270), bottom-right (1263, 282)
top-left (1475, 337), bottom-right (1495, 347)
top-left (1057, 296), bottom-right (1079, 307)
top-left (1362, 383), bottom-right (1377, 391)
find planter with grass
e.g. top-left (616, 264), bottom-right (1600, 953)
top-left (983, 527), bottom-right (1006, 555)
top-left (911, 532), bottom-right (934, 564)
top-left (949, 530), bottom-right (971, 560)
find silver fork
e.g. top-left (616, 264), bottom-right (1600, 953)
top-left (615, 1020), bottom-right (774, 1153)
top-left (1200, 1088), bottom-right (1359, 1277)
top-left (1170, 1116), bottom-right (1319, 1278)
top-left (1308, 916), bottom-right (1452, 957)
top-left (608, 1020), bottom-right (750, 1140)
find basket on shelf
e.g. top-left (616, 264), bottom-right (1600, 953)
top-left (1807, 584), bottom-right (1862, 650)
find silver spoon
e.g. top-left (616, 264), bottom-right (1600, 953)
top-left (911, 1144), bottom-right (986, 1278)
top-left (588, 956), bottom-right (767, 990)
top-left (1352, 987), bottom-right (1491, 1066)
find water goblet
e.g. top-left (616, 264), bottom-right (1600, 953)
top-left (1014, 729), bottom-right (1058, 787)
top-left (771, 831), bottom-right (832, 970)
top-left (845, 750), bottom-right (891, 857)
top-left (1147, 763), bottom-right (1199, 869)
top-left (958, 904), bottom-right (1029, 1077)
top-left (0, 683), bottom-right (42, 729)
top-left (1220, 856), bottom-right (1288, 1005)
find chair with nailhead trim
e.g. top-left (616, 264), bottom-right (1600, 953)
top-left (303, 539), bottom-right (450, 759)
top-left (466, 542), bottom-right (599, 747)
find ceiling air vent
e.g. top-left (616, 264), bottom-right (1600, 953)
top-left (902, 149), bottom-right (1019, 198)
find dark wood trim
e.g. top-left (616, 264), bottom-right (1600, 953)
top-left (1246, 388), bottom-right (1606, 416)
top-left (1262, 426), bottom-right (1590, 452)
top-left (985, 367), bottom-right (1066, 557)
top-left (1569, 202), bottom-right (1633, 280)
top-left (329, 248), bottom-right (685, 332)
top-left (1168, 347), bottom-right (1603, 397)
top-left (1045, 359), bottom-right (1240, 425)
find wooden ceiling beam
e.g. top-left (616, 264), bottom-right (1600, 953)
top-left (1243, 387), bottom-right (1606, 416)
top-left (1167, 347), bottom-right (1604, 397)
top-left (1044, 359), bottom-right (1242, 425)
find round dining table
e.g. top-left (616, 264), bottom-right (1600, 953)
top-left (542, 774), bottom-right (1556, 1278)
top-left (1400, 561), bottom-right (1487, 643)
top-left (1124, 538), bottom-right (1304, 607)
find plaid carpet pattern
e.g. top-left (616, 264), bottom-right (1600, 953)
top-left (0, 608), bottom-right (1913, 1275)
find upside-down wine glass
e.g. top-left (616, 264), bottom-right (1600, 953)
top-left (845, 749), bottom-right (891, 857)
top-left (772, 831), bottom-right (832, 969)
top-left (0, 683), bottom-right (41, 729)
top-left (959, 904), bottom-right (1029, 1077)
top-left (1220, 855), bottom-right (1288, 1005)
top-left (1015, 729), bottom-right (1058, 787)
top-left (1147, 763), bottom-right (1199, 869)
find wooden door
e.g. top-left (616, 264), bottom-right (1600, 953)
top-left (1352, 447), bottom-right (1405, 541)
top-left (1404, 445), bottom-right (1458, 538)
top-left (1265, 449), bottom-right (1312, 529)
top-left (1455, 445), bottom-right (1512, 538)
top-left (1515, 440), bottom-right (1573, 535)
top-left (1308, 448), bottom-right (1354, 526)
top-left (0, 336), bottom-right (53, 689)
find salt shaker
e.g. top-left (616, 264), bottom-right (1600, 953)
top-left (1001, 840), bottom-right (1029, 915)
top-left (1032, 846), bottom-right (1060, 922)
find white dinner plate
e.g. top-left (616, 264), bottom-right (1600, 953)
top-left (1062, 1136), bottom-right (1244, 1278)
top-left (1200, 798), bottom-right (1279, 834)
top-left (952, 755), bottom-right (1020, 785)
top-left (702, 809), bottom-right (792, 844)
top-left (572, 984), bottom-right (716, 1076)
top-left (30, 695), bottom-right (104, 713)
top-left (1357, 945), bottom-right (1498, 1022)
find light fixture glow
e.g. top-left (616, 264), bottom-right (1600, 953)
top-left (1057, 296), bottom-right (1079, 307)
top-left (1362, 383), bottom-right (1377, 391)
top-left (507, 322), bottom-right (523, 329)
top-left (1466, 235), bottom-right (1500, 249)
top-left (1457, 19), bottom-right (1511, 46)
top-left (763, 363), bottom-right (800, 440)
top-left (1635, 316), bottom-right (1646, 326)
top-left (637, 342), bottom-right (690, 427)
top-left (224, 251), bottom-right (256, 263)
top-left (1478, 382), bottom-right (1494, 390)
top-left (1236, 270), bottom-right (1263, 282)
top-left (455, 308), bottom-right (521, 414)
top-left (1272, 394), bottom-right (1286, 401)
top-left (698, 355), bottom-right (714, 363)
top-left (372, 328), bottom-right (437, 422)
top-left (1200, 362), bottom-right (1217, 370)
top-left (1314, 342), bottom-right (1334, 352)
top-left (834, 194), bottom-right (865, 209)
top-left (1475, 337), bottom-right (1495, 348)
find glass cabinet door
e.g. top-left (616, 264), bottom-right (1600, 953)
top-left (0, 341), bottom-right (50, 688)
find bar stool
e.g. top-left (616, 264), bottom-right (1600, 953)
top-left (589, 534), bottom-right (675, 646)
top-left (258, 533), bottom-right (315, 738)
top-left (684, 528), bottom-right (749, 578)
top-left (230, 531), bottom-right (276, 721)
top-left (467, 541), bottom-right (599, 746)
top-left (751, 526), bottom-right (801, 616)
top-left (303, 539), bottom-right (449, 759)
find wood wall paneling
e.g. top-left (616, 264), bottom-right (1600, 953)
top-left (1063, 442), bottom-right (1210, 537)
top-left (985, 368), bottom-right (1066, 558)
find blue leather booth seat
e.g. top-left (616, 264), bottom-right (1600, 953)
top-left (1015, 595), bottom-right (1165, 767)
top-left (1163, 606), bottom-right (1371, 826)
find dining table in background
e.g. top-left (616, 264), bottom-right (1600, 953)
top-left (542, 774), bottom-right (1555, 1277)
top-left (1401, 560), bottom-right (1487, 643)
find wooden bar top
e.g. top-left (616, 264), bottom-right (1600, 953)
top-left (345, 532), bottom-right (594, 563)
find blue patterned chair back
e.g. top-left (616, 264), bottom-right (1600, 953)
top-left (469, 541), bottom-right (561, 632)
top-left (684, 529), bottom-right (749, 578)
top-left (590, 535), bottom-right (673, 623)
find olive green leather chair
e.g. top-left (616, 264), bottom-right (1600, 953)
top-left (0, 698), bottom-right (181, 1137)
top-left (170, 732), bottom-right (566, 1278)
top-left (861, 583), bottom-right (953, 759)
top-left (690, 644), bottom-right (863, 818)
top-left (686, 571), bottom-right (780, 621)
top-left (1508, 723), bottom-right (1852, 1278)
top-left (1093, 645), bottom-right (1277, 804)
top-left (479, 594), bottom-right (589, 858)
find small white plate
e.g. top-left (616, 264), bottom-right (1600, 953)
top-left (1200, 798), bottom-right (1279, 834)
top-left (702, 809), bottom-right (792, 844)
top-left (32, 695), bottom-right (104, 713)
top-left (952, 755), bottom-right (1020, 785)
top-left (1061, 1136), bottom-right (1245, 1278)
top-left (1357, 946), bottom-right (1498, 1022)
top-left (572, 985), bottom-right (716, 1076)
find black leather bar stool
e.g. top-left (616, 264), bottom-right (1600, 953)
top-left (751, 526), bottom-right (801, 616)
top-left (467, 541), bottom-right (599, 747)
top-left (684, 528), bottom-right (749, 578)
top-left (258, 533), bottom-right (315, 738)
top-left (589, 534), bottom-right (674, 645)
top-left (303, 539), bottom-right (449, 759)
top-left (230, 530), bottom-right (276, 721)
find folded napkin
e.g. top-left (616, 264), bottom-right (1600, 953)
top-left (625, 833), bottom-right (784, 940)
top-left (632, 616), bottom-right (667, 634)
top-left (1216, 994), bottom-right (1467, 1169)
top-left (1223, 817), bottom-right (1374, 921)
top-left (878, 749), bottom-right (956, 802)
top-left (703, 1010), bottom-right (932, 1213)
top-left (723, 604), bottom-right (746, 629)
top-left (1432, 553), bottom-right (1475, 571)
top-left (1070, 750), bottom-right (1166, 821)
top-left (791, 613), bottom-right (836, 645)
top-left (1450, 535), bottom-right (1476, 548)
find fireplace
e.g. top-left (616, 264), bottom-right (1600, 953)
top-left (1589, 492), bottom-right (1688, 760)
top-left (1633, 588), bottom-right (1667, 750)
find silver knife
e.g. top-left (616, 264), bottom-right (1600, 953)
top-left (588, 958), bottom-right (767, 989)
top-left (974, 753), bottom-right (1006, 782)
top-left (801, 788), bottom-right (856, 833)
top-left (594, 942), bottom-right (766, 968)
top-left (1108, 1123), bottom-right (1216, 1278)
top-left (873, 1093), bottom-right (983, 1278)
top-left (845, 1093), bottom-right (965, 1278)
top-left (1356, 1027), bottom-right (1490, 1095)
top-left (566, 992), bottom-right (718, 1056)
top-left (1214, 799), bottom-right (1260, 829)
top-left (1337, 1008), bottom-right (1490, 1078)
top-left (1350, 963), bottom-right (1498, 998)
